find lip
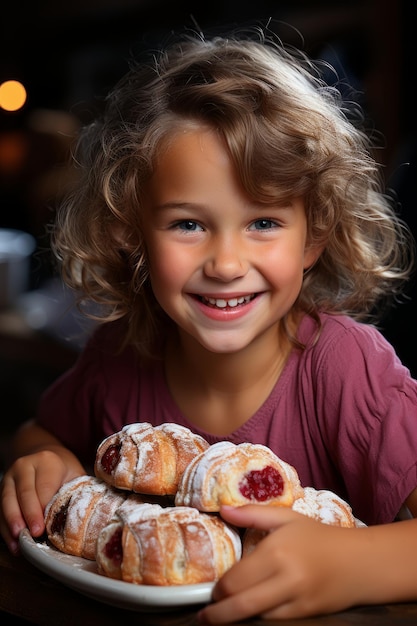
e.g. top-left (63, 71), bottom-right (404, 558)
top-left (197, 292), bottom-right (256, 300)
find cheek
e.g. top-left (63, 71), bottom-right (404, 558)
top-left (147, 246), bottom-right (189, 299)
top-left (149, 257), bottom-right (177, 293)
top-left (262, 246), bottom-right (306, 285)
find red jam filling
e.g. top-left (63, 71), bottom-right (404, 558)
top-left (239, 466), bottom-right (284, 501)
top-left (51, 500), bottom-right (70, 535)
top-left (100, 442), bottom-right (122, 474)
top-left (104, 527), bottom-right (123, 566)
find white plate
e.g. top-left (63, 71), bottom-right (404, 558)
top-left (19, 529), bottom-right (214, 611)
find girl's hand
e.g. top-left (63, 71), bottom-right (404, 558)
top-left (0, 449), bottom-right (84, 555)
top-left (198, 504), bottom-right (366, 623)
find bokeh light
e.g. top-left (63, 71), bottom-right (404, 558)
top-left (0, 80), bottom-right (27, 112)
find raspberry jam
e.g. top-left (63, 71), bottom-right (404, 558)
top-left (100, 443), bottom-right (121, 474)
top-left (51, 501), bottom-right (69, 534)
top-left (104, 527), bottom-right (123, 566)
top-left (239, 466), bottom-right (284, 501)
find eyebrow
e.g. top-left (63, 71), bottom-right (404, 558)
top-left (151, 201), bottom-right (214, 215)
top-left (154, 202), bottom-right (196, 210)
top-left (152, 200), bottom-right (295, 213)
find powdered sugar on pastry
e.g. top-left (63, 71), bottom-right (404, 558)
top-left (96, 503), bottom-right (242, 585)
top-left (44, 475), bottom-right (131, 559)
top-left (175, 441), bottom-right (304, 511)
top-left (94, 423), bottom-right (210, 496)
top-left (292, 487), bottom-right (355, 527)
top-left (242, 487), bottom-right (356, 556)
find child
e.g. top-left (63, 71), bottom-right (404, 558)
top-left (1, 30), bottom-right (417, 623)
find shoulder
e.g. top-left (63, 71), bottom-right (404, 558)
top-left (300, 312), bottom-right (402, 367)
top-left (83, 320), bottom-right (168, 390)
top-left (87, 319), bottom-right (129, 353)
top-left (59, 319), bottom-right (142, 394)
top-left (297, 312), bottom-right (416, 406)
top-left (306, 314), bottom-right (416, 419)
top-left (82, 319), bottom-right (142, 367)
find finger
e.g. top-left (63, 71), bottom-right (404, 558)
top-left (220, 503), bottom-right (299, 530)
top-left (0, 506), bottom-right (22, 555)
top-left (200, 573), bottom-right (292, 624)
top-left (0, 519), bottom-right (21, 555)
top-left (34, 469), bottom-right (65, 510)
top-left (13, 465), bottom-right (46, 537)
top-left (212, 533), bottom-right (286, 601)
top-left (0, 476), bottom-right (27, 553)
top-left (1, 474), bottom-right (27, 534)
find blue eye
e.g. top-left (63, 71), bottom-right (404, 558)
top-left (175, 220), bottom-right (203, 231)
top-left (250, 219), bottom-right (276, 230)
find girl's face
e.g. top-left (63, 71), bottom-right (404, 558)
top-left (142, 126), bottom-right (320, 355)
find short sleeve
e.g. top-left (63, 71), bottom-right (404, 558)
top-left (312, 318), bottom-right (417, 524)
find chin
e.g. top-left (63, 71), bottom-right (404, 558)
top-left (198, 336), bottom-right (253, 355)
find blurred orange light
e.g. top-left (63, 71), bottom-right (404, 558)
top-left (0, 80), bottom-right (27, 112)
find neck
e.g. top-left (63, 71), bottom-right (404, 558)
top-left (182, 331), bottom-right (284, 388)
top-left (164, 321), bottom-right (295, 434)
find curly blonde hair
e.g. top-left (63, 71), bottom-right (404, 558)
top-left (52, 30), bottom-right (414, 357)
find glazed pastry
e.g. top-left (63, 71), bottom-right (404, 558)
top-left (292, 487), bottom-right (356, 527)
top-left (242, 486), bottom-right (356, 556)
top-left (44, 475), bottom-right (144, 559)
top-left (96, 502), bottom-right (242, 585)
top-left (175, 441), bottom-right (304, 511)
top-left (94, 423), bottom-right (210, 496)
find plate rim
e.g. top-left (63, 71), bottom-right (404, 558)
top-left (19, 529), bottom-right (214, 610)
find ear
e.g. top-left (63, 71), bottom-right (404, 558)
top-left (303, 244), bottom-right (324, 272)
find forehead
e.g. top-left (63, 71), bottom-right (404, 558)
top-left (148, 126), bottom-right (236, 188)
top-left (156, 121), bottom-right (220, 156)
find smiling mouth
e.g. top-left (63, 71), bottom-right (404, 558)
top-left (199, 294), bottom-right (256, 309)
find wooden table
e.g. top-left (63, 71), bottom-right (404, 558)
top-left (2, 538), bottom-right (417, 625)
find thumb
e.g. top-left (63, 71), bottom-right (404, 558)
top-left (220, 503), bottom-right (300, 531)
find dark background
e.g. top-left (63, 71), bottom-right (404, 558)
top-left (0, 0), bottom-right (415, 453)
top-left (1, 1), bottom-right (414, 243)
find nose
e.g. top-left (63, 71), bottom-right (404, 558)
top-left (204, 234), bottom-right (248, 282)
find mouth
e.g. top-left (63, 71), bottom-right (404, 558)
top-left (198, 294), bottom-right (256, 309)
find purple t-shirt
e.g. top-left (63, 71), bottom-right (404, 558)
top-left (36, 312), bottom-right (417, 526)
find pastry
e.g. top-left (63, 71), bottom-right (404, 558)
top-left (242, 486), bottom-right (356, 556)
top-left (175, 441), bottom-right (304, 511)
top-left (292, 487), bottom-right (356, 527)
top-left (94, 422), bottom-right (210, 496)
top-left (44, 475), bottom-right (145, 559)
top-left (96, 502), bottom-right (242, 585)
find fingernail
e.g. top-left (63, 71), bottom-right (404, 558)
top-left (31, 523), bottom-right (42, 535)
top-left (197, 610), bottom-right (208, 624)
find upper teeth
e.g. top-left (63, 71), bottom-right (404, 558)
top-left (203, 295), bottom-right (253, 308)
